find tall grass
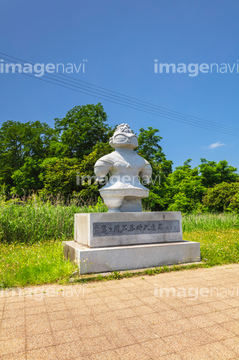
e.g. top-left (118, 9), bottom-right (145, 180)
top-left (0, 194), bottom-right (239, 244)
top-left (0, 195), bottom-right (107, 244)
top-left (182, 213), bottom-right (239, 232)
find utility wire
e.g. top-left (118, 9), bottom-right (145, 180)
top-left (1, 51), bottom-right (238, 133)
top-left (1, 52), bottom-right (239, 136)
top-left (1, 54), bottom-right (238, 135)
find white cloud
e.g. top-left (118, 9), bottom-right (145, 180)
top-left (208, 141), bottom-right (225, 149)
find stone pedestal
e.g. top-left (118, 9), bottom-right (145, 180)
top-left (63, 212), bottom-right (201, 274)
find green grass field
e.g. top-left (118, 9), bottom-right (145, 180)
top-left (0, 241), bottom-right (77, 288)
top-left (1, 207), bottom-right (239, 288)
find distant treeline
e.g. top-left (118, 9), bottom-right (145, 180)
top-left (0, 103), bottom-right (238, 213)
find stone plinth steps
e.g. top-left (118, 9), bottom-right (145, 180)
top-left (63, 212), bottom-right (200, 274)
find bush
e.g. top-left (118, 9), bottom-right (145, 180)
top-left (202, 182), bottom-right (239, 213)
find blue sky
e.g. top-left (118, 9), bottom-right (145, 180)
top-left (1, 0), bottom-right (239, 171)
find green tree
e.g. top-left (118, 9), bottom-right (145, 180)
top-left (202, 181), bottom-right (239, 213)
top-left (199, 159), bottom-right (238, 188)
top-left (39, 143), bottom-right (113, 201)
top-left (11, 158), bottom-right (43, 196)
top-left (39, 157), bottom-right (79, 198)
top-left (0, 120), bottom-right (55, 191)
top-left (164, 160), bottom-right (206, 213)
top-left (54, 103), bottom-right (112, 159)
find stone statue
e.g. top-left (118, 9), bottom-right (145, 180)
top-left (94, 123), bottom-right (152, 212)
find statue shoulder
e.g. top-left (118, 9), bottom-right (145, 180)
top-left (94, 153), bottom-right (114, 167)
top-left (134, 153), bottom-right (151, 166)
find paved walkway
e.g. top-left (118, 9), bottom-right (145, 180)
top-left (1, 264), bottom-right (239, 359)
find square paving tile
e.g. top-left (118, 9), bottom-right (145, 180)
top-left (206, 310), bottom-right (232, 324)
top-left (80, 335), bottom-right (114, 354)
top-left (78, 324), bottom-right (105, 339)
top-left (55, 340), bottom-right (84, 359)
top-left (27, 333), bottom-right (55, 350)
top-left (48, 309), bottom-right (71, 321)
top-left (141, 338), bottom-right (174, 357)
top-left (107, 328), bottom-right (137, 347)
top-left (0, 338), bottom-right (26, 357)
top-left (73, 314), bottom-right (97, 326)
top-left (160, 310), bottom-right (184, 322)
top-left (27, 345), bottom-right (58, 359)
top-left (202, 341), bottom-right (237, 359)
top-left (209, 300), bottom-right (233, 311)
top-left (25, 306), bottom-right (47, 316)
top-left (5, 301), bottom-right (25, 310)
top-left (157, 353), bottom-right (182, 360)
top-left (167, 318), bottom-right (199, 333)
top-left (221, 298), bottom-right (239, 307)
top-left (116, 344), bottom-right (151, 360)
top-left (180, 346), bottom-right (214, 359)
top-left (26, 321), bottom-right (51, 336)
top-left (189, 328), bottom-right (217, 345)
top-left (163, 333), bottom-right (200, 352)
top-left (1, 352), bottom-right (27, 360)
top-left (3, 308), bottom-right (25, 319)
top-left (224, 307), bottom-right (239, 320)
top-left (0, 325), bottom-right (25, 341)
top-left (50, 317), bottom-right (75, 332)
top-left (131, 304), bottom-right (155, 316)
top-left (107, 300), bottom-right (131, 311)
top-left (88, 304), bottom-right (109, 314)
top-left (87, 350), bottom-right (120, 359)
top-left (53, 327), bottom-right (81, 344)
top-left (26, 313), bottom-right (49, 324)
top-left (128, 325), bottom-right (159, 342)
top-left (0, 315), bottom-right (25, 328)
top-left (222, 337), bottom-right (239, 354)
top-left (221, 320), bottom-right (239, 335)
top-left (189, 314), bottom-right (217, 328)
top-left (114, 308), bottom-right (137, 319)
top-left (204, 323), bottom-right (235, 341)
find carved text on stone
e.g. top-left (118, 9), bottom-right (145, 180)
top-left (93, 220), bottom-right (180, 237)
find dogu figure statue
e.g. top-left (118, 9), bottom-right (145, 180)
top-left (94, 123), bottom-right (152, 212)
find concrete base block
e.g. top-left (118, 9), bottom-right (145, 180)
top-left (63, 240), bottom-right (201, 274)
top-left (74, 211), bottom-right (183, 248)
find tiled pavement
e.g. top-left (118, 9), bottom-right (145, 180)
top-left (1, 264), bottom-right (239, 359)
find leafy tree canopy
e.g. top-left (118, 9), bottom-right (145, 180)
top-left (54, 103), bottom-right (112, 159)
top-left (203, 182), bottom-right (239, 213)
top-left (164, 160), bottom-right (206, 213)
top-left (199, 158), bottom-right (238, 188)
top-left (0, 120), bottom-right (55, 190)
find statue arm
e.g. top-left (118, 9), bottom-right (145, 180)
top-left (139, 162), bottom-right (152, 184)
top-left (94, 158), bottom-right (112, 182)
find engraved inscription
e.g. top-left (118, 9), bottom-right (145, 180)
top-left (93, 220), bottom-right (180, 237)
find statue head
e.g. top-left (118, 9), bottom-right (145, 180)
top-left (109, 123), bottom-right (138, 149)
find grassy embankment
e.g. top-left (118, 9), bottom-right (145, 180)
top-left (0, 200), bottom-right (239, 287)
